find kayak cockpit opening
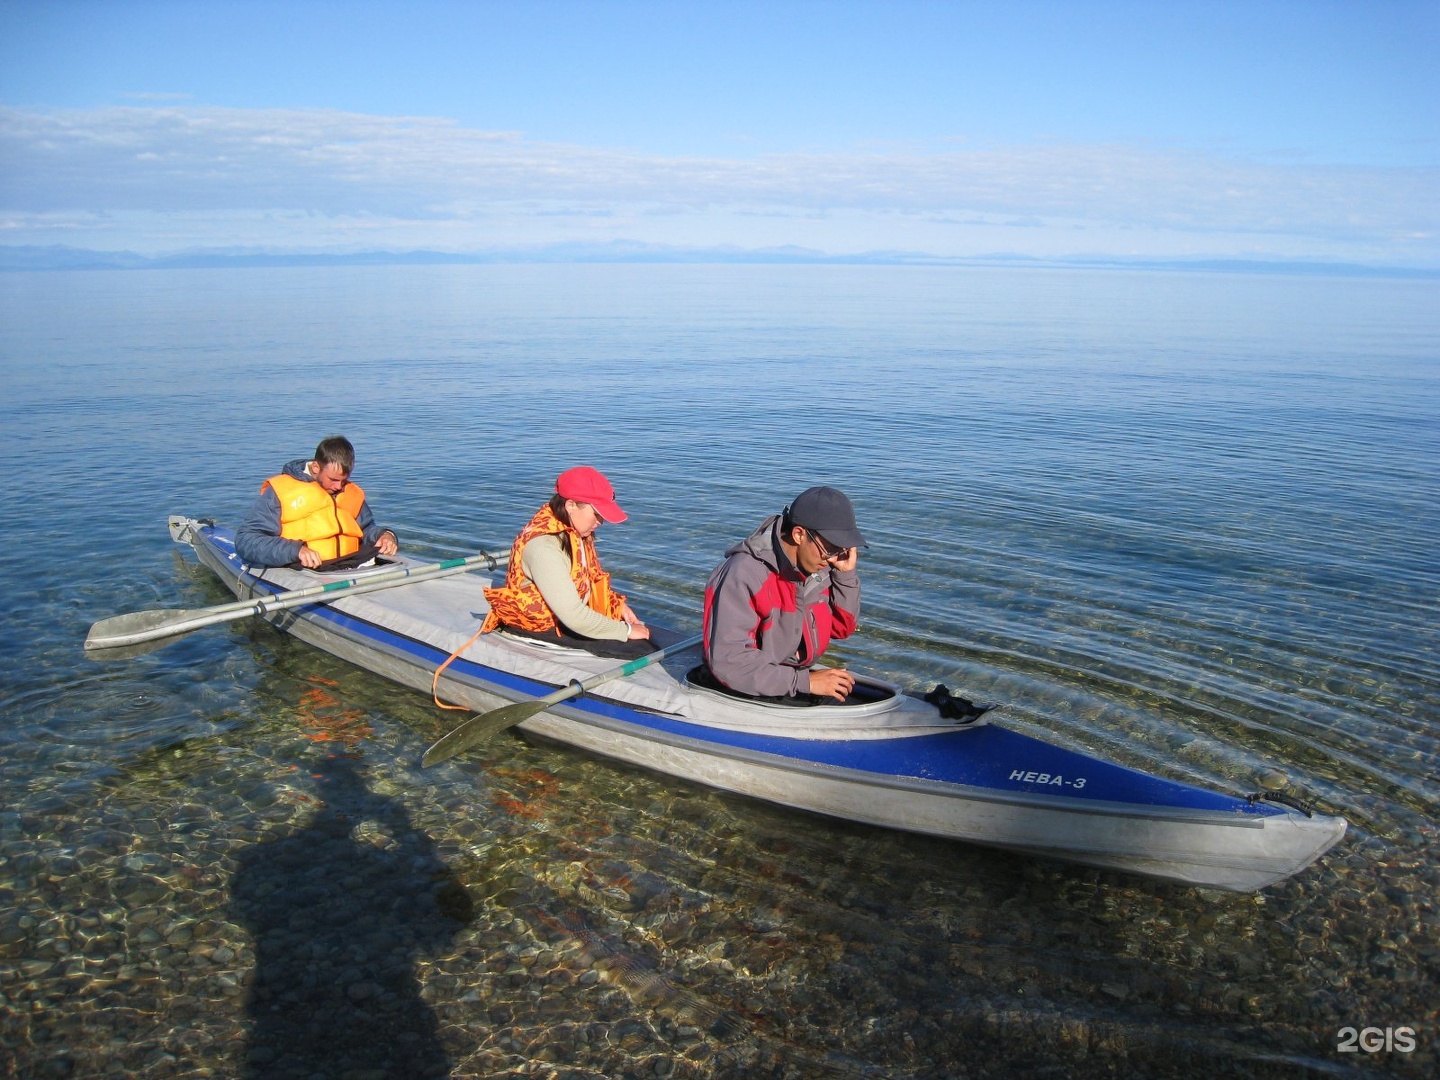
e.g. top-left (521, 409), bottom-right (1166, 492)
top-left (684, 663), bottom-right (899, 709)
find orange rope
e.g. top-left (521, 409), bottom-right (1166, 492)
top-left (431, 624), bottom-right (488, 711)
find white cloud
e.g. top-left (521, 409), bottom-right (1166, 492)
top-left (0, 105), bottom-right (1434, 263)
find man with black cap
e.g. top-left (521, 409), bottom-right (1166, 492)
top-left (700, 486), bottom-right (864, 702)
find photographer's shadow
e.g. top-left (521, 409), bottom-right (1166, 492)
top-left (231, 753), bottom-right (474, 1079)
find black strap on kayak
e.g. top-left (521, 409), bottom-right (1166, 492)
top-left (1246, 791), bottom-right (1315, 817)
top-left (923, 684), bottom-right (992, 725)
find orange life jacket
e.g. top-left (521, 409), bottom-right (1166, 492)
top-left (481, 504), bottom-right (624, 635)
top-left (264, 472), bottom-right (366, 562)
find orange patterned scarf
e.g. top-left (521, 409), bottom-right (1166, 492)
top-left (480, 504), bottom-right (624, 635)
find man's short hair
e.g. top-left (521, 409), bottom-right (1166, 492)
top-left (313, 435), bottom-right (355, 474)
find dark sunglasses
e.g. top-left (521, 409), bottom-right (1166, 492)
top-left (807, 529), bottom-right (846, 561)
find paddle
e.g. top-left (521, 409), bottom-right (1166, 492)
top-left (85, 549), bottom-right (509, 653)
top-left (421, 633), bottom-right (704, 766)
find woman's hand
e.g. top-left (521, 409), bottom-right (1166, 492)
top-left (621, 603), bottom-right (650, 639)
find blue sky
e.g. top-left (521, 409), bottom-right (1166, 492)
top-left (2, 0), bottom-right (1436, 265)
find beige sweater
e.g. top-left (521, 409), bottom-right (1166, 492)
top-left (519, 533), bottom-right (630, 640)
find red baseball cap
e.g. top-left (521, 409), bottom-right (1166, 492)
top-left (555, 466), bottom-right (628, 523)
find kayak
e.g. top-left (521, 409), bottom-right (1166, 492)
top-left (166, 515), bottom-right (1346, 892)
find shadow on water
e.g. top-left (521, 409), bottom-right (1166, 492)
top-left (229, 752), bottom-right (474, 1080)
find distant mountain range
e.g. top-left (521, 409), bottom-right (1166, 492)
top-left (2, 243), bottom-right (1434, 278)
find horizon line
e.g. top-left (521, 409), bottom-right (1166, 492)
top-left (2, 242), bottom-right (1436, 279)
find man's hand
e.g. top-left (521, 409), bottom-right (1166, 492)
top-left (297, 544), bottom-right (322, 569)
top-left (808, 666), bottom-right (855, 701)
top-left (376, 531), bottom-right (398, 556)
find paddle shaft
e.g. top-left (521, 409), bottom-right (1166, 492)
top-left (421, 633), bottom-right (704, 766)
top-left (537, 632), bottom-right (706, 709)
top-left (86, 549), bottom-right (509, 650)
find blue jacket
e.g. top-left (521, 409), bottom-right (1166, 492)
top-left (234, 458), bottom-right (393, 567)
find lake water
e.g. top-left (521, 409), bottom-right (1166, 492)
top-left (0, 263), bottom-right (1436, 1078)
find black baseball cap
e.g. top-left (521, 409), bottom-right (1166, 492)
top-left (786, 485), bottom-right (866, 550)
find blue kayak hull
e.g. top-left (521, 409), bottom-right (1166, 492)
top-left (171, 517), bottom-right (1345, 891)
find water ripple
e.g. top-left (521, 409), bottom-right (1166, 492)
top-left (2, 264), bottom-right (1437, 1079)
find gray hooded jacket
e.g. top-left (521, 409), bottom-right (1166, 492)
top-left (701, 515), bottom-right (860, 698)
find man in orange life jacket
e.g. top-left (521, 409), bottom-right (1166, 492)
top-left (235, 435), bottom-right (398, 569)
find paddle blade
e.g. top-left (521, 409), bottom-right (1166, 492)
top-left (421, 700), bottom-right (549, 766)
top-left (85, 608), bottom-right (206, 652)
top-left (83, 635), bottom-right (184, 661)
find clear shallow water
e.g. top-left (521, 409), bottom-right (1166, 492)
top-left (0, 264), bottom-right (1436, 1078)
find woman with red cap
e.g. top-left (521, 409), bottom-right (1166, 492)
top-left (480, 466), bottom-right (653, 659)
